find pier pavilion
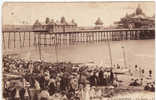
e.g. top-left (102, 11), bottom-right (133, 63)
top-left (33, 17), bottom-right (78, 33)
top-left (114, 5), bottom-right (155, 29)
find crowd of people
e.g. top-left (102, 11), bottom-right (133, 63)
top-left (2, 54), bottom-right (155, 100)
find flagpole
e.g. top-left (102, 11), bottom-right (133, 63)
top-left (108, 40), bottom-right (113, 68)
top-left (121, 46), bottom-right (127, 68)
top-left (107, 33), bottom-right (113, 68)
top-left (38, 33), bottom-right (42, 61)
top-left (55, 35), bottom-right (58, 63)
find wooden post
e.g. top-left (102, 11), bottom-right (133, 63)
top-left (75, 33), bottom-right (76, 43)
top-left (3, 32), bottom-right (5, 49)
top-left (120, 31), bottom-right (123, 40)
top-left (8, 32), bottom-right (11, 48)
top-left (19, 32), bottom-right (22, 48)
top-left (89, 32), bottom-right (91, 42)
top-left (130, 31), bottom-right (132, 40)
top-left (87, 32), bottom-right (89, 42)
top-left (75, 33), bottom-right (77, 44)
top-left (58, 33), bottom-right (60, 46)
top-left (96, 32), bottom-right (98, 42)
top-left (60, 33), bottom-right (62, 45)
top-left (74, 33), bottom-right (75, 44)
top-left (109, 31), bottom-right (111, 41)
top-left (117, 31), bottom-right (119, 41)
top-left (80, 32), bottom-right (82, 42)
top-left (131, 31), bottom-right (133, 40)
top-left (78, 32), bottom-right (80, 42)
top-left (86, 33), bottom-right (88, 43)
top-left (106, 32), bottom-right (109, 41)
top-left (44, 32), bottom-right (46, 47)
top-left (104, 32), bottom-right (106, 41)
top-left (71, 33), bottom-right (73, 44)
top-left (101, 32), bottom-right (103, 41)
top-left (60, 34), bottom-right (62, 45)
top-left (50, 34), bottom-right (52, 46)
top-left (57, 34), bottom-right (58, 46)
top-left (53, 33), bottom-right (55, 46)
top-left (58, 33), bottom-right (60, 45)
top-left (97, 32), bottom-right (99, 42)
top-left (14, 32), bottom-right (16, 48)
top-left (103, 32), bottom-right (105, 41)
top-left (132, 30), bottom-right (134, 40)
top-left (61, 33), bottom-right (62, 45)
top-left (71, 33), bottom-right (72, 44)
top-left (55, 34), bottom-right (57, 46)
top-left (29, 32), bottom-right (31, 47)
top-left (112, 31), bottom-right (114, 41)
top-left (45, 33), bottom-right (47, 46)
top-left (88, 32), bottom-right (90, 42)
top-left (23, 32), bottom-right (25, 47)
top-left (72, 33), bottom-right (74, 44)
top-left (125, 31), bottom-right (128, 40)
top-left (92, 32), bottom-right (94, 42)
top-left (76, 33), bottom-right (78, 42)
top-left (121, 31), bottom-right (123, 40)
top-left (34, 33), bottom-right (36, 47)
top-left (83, 33), bottom-right (85, 42)
top-left (110, 31), bottom-right (112, 41)
top-left (68, 33), bottom-right (70, 45)
top-left (134, 30), bottom-right (137, 40)
top-left (74, 33), bottom-right (76, 44)
top-left (100, 32), bottom-right (102, 41)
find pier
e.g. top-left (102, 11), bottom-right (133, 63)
top-left (2, 28), bottom-right (155, 49)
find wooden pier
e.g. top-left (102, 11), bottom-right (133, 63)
top-left (2, 28), bottom-right (155, 49)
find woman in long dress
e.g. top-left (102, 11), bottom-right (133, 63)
top-left (84, 84), bottom-right (90, 100)
top-left (90, 86), bottom-right (95, 99)
top-left (78, 84), bottom-right (85, 100)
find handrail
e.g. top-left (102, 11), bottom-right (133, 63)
top-left (2, 28), bottom-right (155, 33)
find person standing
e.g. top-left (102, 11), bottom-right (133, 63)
top-left (149, 69), bottom-right (152, 77)
top-left (78, 84), bottom-right (85, 100)
top-left (89, 72), bottom-right (97, 86)
top-left (84, 84), bottom-right (90, 100)
top-left (99, 70), bottom-right (104, 86)
top-left (28, 61), bottom-right (34, 74)
top-left (110, 70), bottom-right (114, 84)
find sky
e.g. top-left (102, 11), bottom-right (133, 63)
top-left (2, 2), bottom-right (155, 27)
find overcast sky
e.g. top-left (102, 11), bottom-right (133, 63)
top-left (2, 2), bottom-right (155, 27)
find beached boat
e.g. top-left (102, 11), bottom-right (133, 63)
top-left (113, 68), bottom-right (129, 74)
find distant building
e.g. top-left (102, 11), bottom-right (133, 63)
top-left (114, 5), bottom-right (155, 29)
top-left (33, 17), bottom-right (78, 32)
top-left (94, 17), bottom-right (104, 29)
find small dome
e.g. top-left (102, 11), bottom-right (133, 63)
top-left (47, 19), bottom-right (55, 25)
top-left (33, 20), bottom-right (41, 26)
top-left (95, 17), bottom-right (103, 25)
top-left (70, 19), bottom-right (77, 25)
top-left (136, 4), bottom-right (143, 15)
top-left (60, 16), bottom-right (67, 24)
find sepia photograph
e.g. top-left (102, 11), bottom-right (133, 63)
top-left (2, 2), bottom-right (155, 100)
